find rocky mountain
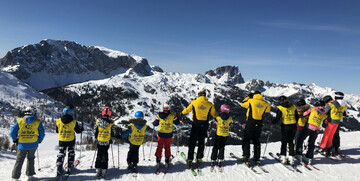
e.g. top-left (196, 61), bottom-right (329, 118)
top-left (0, 39), bottom-right (159, 90)
top-left (0, 40), bottom-right (359, 145)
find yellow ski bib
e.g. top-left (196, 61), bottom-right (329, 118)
top-left (97, 119), bottom-right (114, 142)
top-left (216, 116), bottom-right (232, 137)
top-left (57, 118), bottom-right (76, 142)
top-left (130, 123), bottom-right (147, 145)
top-left (278, 105), bottom-right (297, 125)
top-left (158, 114), bottom-right (175, 134)
top-left (18, 118), bottom-right (40, 143)
top-left (329, 103), bottom-right (347, 120)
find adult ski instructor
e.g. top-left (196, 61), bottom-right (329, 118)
top-left (240, 91), bottom-right (271, 165)
top-left (181, 90), bottom-right (218, 168)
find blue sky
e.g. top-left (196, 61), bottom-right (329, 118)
top-left (1, 0), bottom-right (359, 94)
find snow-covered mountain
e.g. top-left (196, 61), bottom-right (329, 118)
top-left (0, 39), bottom-right (160, 90)
top-left (0, 70), bottom-right (62, 128)
top-left (0, 40), bottom-right (359, 144)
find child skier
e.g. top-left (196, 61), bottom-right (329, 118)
top-left (152, 103), bottom-right (180, 171)
top-left (94, 106), bottom-right (118, 179)
top-left (295, 101), bottom-right (328, 164)
top-left (294, 99), bottom-right (311, 147)
top-left (56, 105), bottom-right (83, 177)
top-left (121, 111), bottom-right (147, 173)
top-left (10, 107), bottom-right (45, 181)
top-left (271, 96), bottom-right (299, 165)
top-left (210, 104), bottom-right (232, 169)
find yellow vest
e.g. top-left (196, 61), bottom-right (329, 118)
top-left (216, 116), bottom-right (232, 137)
top-left (18, 118), bottom-right (40, 143)
top-left (96, 119), bottom-right (114, 142)
top-left (130, 123), bottom-right (147, 145)
top-left (277, 105), bottom-right (297, 125)
top-left (297, 114), bottom-right (310, 127)
top-left (158, 113), bottom-right (175, 134)
top-left (308, 108), bottom-right (328, 128)
top-left (57, 118), bottom-right (76, 142)
top-left (329, 103), bottom-right (347, 120)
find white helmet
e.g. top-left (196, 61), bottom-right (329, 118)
top-left (163, 103), bottom-right (172, 111)
top-left (24, 106), bottom-right (37, 116)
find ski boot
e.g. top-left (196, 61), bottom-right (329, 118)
top-left (186, 159), bottom-right (193, 168)
top-left (288, 156), bottom-right (295, 166)
top-left (196, 158), bottom-right (202, 168)
top-left (255, 160), bottom-right (261, 166)
top-left (295, 154), bottom-right (302, 162)
top-left (95, 168), bottom-right (102, 179)
top-left (165, 156), bottom-right (170, 170)
top-left (279, 155), bottom-right (286, 164)
top-left (101, 169), bottom-right (107, 178)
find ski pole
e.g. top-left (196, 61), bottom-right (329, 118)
top-left (90, 149), bottom-right (97, 169)
top-left (37, 148), bottom-right (41, 171)
top-left (117, 143), bottom-right (120, 169)
top-left (111, 143), bottom-right (115, 168)
top-left (142, 143), bottom-right (145, 161)
top-left (206, 130), bottom-right (212, 161)
top-left (262, 126), bottom-right (272, 158)
top-left (176, 127), bottom-right (180, 156)
top-left (148, 128), bottom-right (155, 161)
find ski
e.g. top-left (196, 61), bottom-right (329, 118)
top-left (229, 152), bottom-right (259, 174)
top-left (314, 148), bottom-right (340, 162)
top-left (193, 152), bottom-right (202, 175)
top-left (256, 165), bottom-right (269, 173)
top-left (268, 152), bottom-right (300, 173)
top-left (294, 156), bottom-right (311, 170)
top-left (275, 153), bottom-right (302, 173)
top-left (180, 152), bottom-right (197, 176)
top-left (162, 155), bottom-right (174, 174)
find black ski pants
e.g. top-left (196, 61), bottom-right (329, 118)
top-left (187, 121), bottom-right (208, 160)
top-left (296, 124), bottom-right (318, 159)
top-left (332, 124), bottom-right (340, 150)
top-left (280, 124), bottom-right (297, 156)
top-left (242, 119), bottom-right (262, 161)
top-left (95, 144), bottom-right (110, 169)
top-left (127, 143), bottom-right (140, 166)
top-left (56, 145), bottom-right (75, 173)
top-left (211, 135), bottom-right (227, 160)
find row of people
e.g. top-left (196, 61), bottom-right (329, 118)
top-left (9, 90), bottom-right (347, 180)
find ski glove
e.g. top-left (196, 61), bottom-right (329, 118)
top-left (13, 139), bottom-right (18, 144)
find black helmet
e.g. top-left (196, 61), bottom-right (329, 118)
top-left (296, 99), bottom-right (306, 107)
top-left (314, 100), bottom-right (325, 107)
top-left (278, 96), bottom-right (288, 104)
top-left (323, 95), bottom-right (333, 104)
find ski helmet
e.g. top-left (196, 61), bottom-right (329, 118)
top-left (335, 92), bottom-right (344, 100)
top-left (134, 111), bottom-right (144, 119)
top-left (220, 104), bottom-right (230, 113)
top-left (24, 106), bottom-right (37, 116)
top-left (162, 103), bottom-right (172, 111)
top-left (102, 106), bottom-right (112, 117)
top-left (63, 106), bottom-right (74, 116)
top-left (278, 96), bottom-right (288, 104)
top-left (314, 100), bottom-right (325, 107)
top-left (296, 99), bottom-right (306, 107)
top-left (323, 95), bottom-right (333, 104)
top-left (198, 90), bottom-right (206, 97)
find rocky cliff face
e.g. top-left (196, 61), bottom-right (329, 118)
top-left (205, 65), bottom-right (245, 85)
top-left (0, 39), bottom-right (155, 90)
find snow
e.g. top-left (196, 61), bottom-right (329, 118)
top-left (1, 131), bottom-right (360, 180)
top-left (95, 46), bottom-right (128, 58)
top-left (95, 46), bottom-right (145, 63)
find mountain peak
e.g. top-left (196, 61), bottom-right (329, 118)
top-left (205, 65), bottom-right (245, 84)
top-left (0, 39), bottom-right (157, 90)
